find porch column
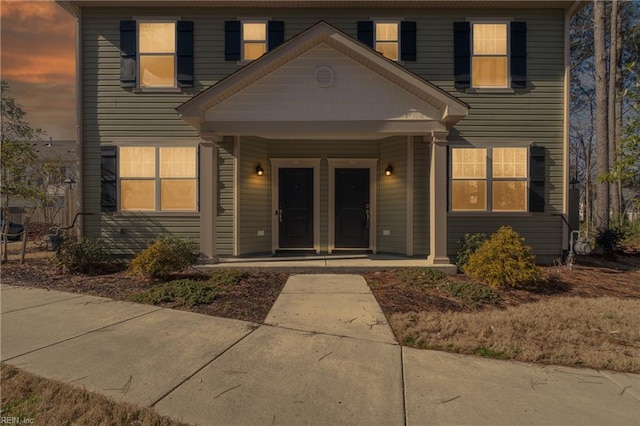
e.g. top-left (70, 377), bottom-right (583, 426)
top-left (426, 131), bottom-right (451, 265)
top-left (199, 139), bottom-right (218, 262)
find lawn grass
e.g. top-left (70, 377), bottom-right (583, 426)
top-left (1, 364), bottom-right (186, 425)
top-left (390, 296), bottom-right (640, 373)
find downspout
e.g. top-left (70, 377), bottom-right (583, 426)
top-left (75, 8), bottom-right (84, 237)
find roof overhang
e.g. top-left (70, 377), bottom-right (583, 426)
top-left (178, 21), bottom-right (469, 140)
top-left (56, 1), bottom-right (588, 17)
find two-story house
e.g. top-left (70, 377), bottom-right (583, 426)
top-left (57, 0), bottom-right (583, 268)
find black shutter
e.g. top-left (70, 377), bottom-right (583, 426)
top-left (177, 21), bottom-right (194, 88)
top-left (120, 21), bottom-right (137, 88)
top-left (510, 22), bottom-right (527, 89)
top-left (453, 22), bottom-right (471, 89)
top-left (268, 21), bottom-right (285, 51)
top-left (357, 21), bottom-right (374, 48)
top-left (225, 21), bottom-right (241, 61)
top-left (529, 146), bottom-right (545, 212)
top-left (101, 146), bottom-right (118, 212)
top-left (400, 21), bottom-right (417, 61)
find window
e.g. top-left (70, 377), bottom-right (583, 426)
top-left (451, 147), bottom-right (528, 212)
top-left (357, 21), bottom-right (416, 62)
top-left (138, 22), bottom-right (176, 88)
top-left (375, 22), bottom-right (399, 61)
top-left (242, 22), bottom-right (267, 61)
top-left (454, 21), bottom-right (526, 89)
top-left (472, 23), bottom-right (508, 88)
top-left (119, 146), bottom-right (197, 211)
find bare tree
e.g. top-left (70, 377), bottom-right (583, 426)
top-left (594, 0), bottom-right (609, 230)
top-left (608, 0), bottom-right (622, 225)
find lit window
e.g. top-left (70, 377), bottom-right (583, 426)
top-left (243, 22), bottom-right (267, 61)
top-left (119, 146), bottom-right (197, 211)
top-left (139, 22), bottom-right (176, 87)
top-left (451, 147), bottom-right (528, 212)
top-left (375, 22), bottom-right (399, 61)
top-left (472, 23), bottom-right (508, 88)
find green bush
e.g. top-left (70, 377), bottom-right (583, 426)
top-left (456, 232), bottom-right (488, 270)
top-left (465, 226), bottom-right (542, 289)
top-left (53, 237), bottom-right (114, 275)
top-left (439, 280), bottom-right (500, 306)
top-left (209, 269), bottom-right (249, 286)
top-left (131, 279), bottom-right (219, 307)
top-left (129, 236), bottom-right (199, 280)
top-left (397, 267), bottom-right (446, 288)
top-left (595, 227), bottom-right (627, 259)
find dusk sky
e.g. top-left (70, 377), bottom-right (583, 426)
top-left (1, 0), bottom-right (76, 141)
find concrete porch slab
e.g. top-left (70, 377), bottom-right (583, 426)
top-left (403, 347), bottom-right (640, 426)
top-left (7, 309), bottom-right (256, 406)
top-left (154, 325), bottom-right (404, 426)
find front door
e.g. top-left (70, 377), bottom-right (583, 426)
top-left (335, 168), bottom-right (370, 248)
top-left (278, 168), bottom-right (314, 249)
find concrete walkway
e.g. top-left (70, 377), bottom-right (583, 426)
top-left (2, 276), bottom-right (639, 425)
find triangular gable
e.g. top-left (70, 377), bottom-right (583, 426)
top-left (178, 21), bottom-right (468, 136)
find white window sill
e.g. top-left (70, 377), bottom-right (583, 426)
top-left (448, 211), bottom-right (532, 217)
top-left (114, 211), bottom-right (200, 217)
top-left (466, 88), bottom-right (515, 94)
top-left (132, 87), bottom-right (183, 94)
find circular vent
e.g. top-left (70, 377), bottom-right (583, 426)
top-left (314, 66), bottom-right (334, 88)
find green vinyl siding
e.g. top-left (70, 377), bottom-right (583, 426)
top-left (413, 138), bottom-right (431, 256)
top-left (239, 137), bottom-right (270, 255)
top-left (378, 137), bottom-right (407, 254)
top-left (80, 6), bottom-right (566, 259)
top-left (216, 139), bottom-right (235, 256)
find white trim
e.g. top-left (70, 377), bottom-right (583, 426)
top-left (562, 7), bottom-right (571, 252)
top-left (406, 136), bottom-right (414, 256)
top-left (269, 158), bottom-right (321, 254)
top-left (327, 158), bottom-right (378, 254)
top-left (233, 137), bottom-right (240, 256)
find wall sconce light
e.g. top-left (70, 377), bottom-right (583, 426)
top-left (385, 164), bottom-right (393, 176)
top-left (255, 163), bottom-right (264, 176)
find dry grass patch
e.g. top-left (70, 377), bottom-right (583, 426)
top-left (1, 364), bottom-right (186, 425)
top-left (391, 296), bottom-right (640, 373)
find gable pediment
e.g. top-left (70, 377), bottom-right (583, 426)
top-left (178, 21), bottom-right (468, 137)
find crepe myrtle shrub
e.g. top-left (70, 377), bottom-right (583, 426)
top-left (465, 226), bottom-right (542, 289)
top-left (128, 236), bottom-right (199, 280)
top-left (456, 232), bottom-right (488, 271)
top-left (53, 237), bottom-right (114, 275)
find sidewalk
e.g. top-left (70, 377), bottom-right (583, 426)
top-left (2, 276), bottom-right (639, 425)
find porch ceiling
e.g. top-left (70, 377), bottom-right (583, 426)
top-left (178, 21), bottom-right (468, 140)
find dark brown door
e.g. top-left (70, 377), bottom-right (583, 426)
top-left (335, 168), bottom-right (370, 248)
top-left (279, 168), bottom-right (314, 248)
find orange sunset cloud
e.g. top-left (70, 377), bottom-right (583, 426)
top-left (1, 0), bottom-right (76, 140)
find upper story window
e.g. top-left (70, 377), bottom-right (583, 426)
top-left (139, 22), bottom-right (176, 88)
top-left (225, 20), bottom-right (284, 62)
top-left (119, 146), bottom-right (197, 212)
top-left (357, 20), bottom-right (417, 62)
top-left (375, 22), bottom-right (399, 61)
top-left (120, 20), bottom-right (193, 89)
top-left (472, 23), bottom-right (508, 88)
top-left (242, 22), bottom-right (267, 60)
top-left (453, 21), bottom-right (527, 90)
top-left (451, 147), bottom-right (528, 212)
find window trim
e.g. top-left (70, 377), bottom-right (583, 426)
top-left (116, 143), bottom-right (199, 214)
top-left (373, 20), bottom-right (401, 62)
top-left (136, 18), bottom-right (178, 90)
top-left (239, 18), bottom-right (270, 63)
top-left (449, 145), bottom-right (531, 214)
top-left (469, 20), bottom-right (511, 89)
